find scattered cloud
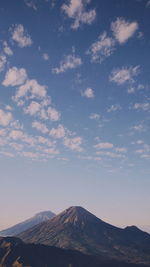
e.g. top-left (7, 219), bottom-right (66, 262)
top-left (82, 87), bottom-right (94, 98)
top-left (89, 113), bottom-right (100, 120)
top-left (52, 53), bottom-right (82, 74)
top-left (94, 142), bottom-right (114, 149)
top-left (0, 54), bottom-right (7, 72)
top-left (111, 17), bottom-right (138, 44)
top-left (24, 0), bottom-right (37, 10)
top-left (130, 123), bottom-right (147, 132)
top-left (61, 0), bottom-right (96, 29)
top-left (87, 32), bottom-right (115, 63)
top-left (32, 121), bottom-right (49, 134)
top-left (3, 41), bottom-right (13, 56)
top-left (146, 0), bottom-right (150, 7)
top-left (50, 124), bottom-right (66, 138)
top-left (2, 67), bottom-right (28, 87)
top-left (42, 53), bottom-right (49, 61)
top-left (0, 109), bottom-right (13, 126)
top-left (132, 103), bottom-right (150, 111)
top-left (11, 24), bottom-right (33, 48)
top-left (109, 65), bottom-right (140, 85)
top-left (47, 107), bottom-right (61, 121)
top-left (64, 136), bottom-right (83, 152)
top-left (107, 104), bottom-right (122, 112)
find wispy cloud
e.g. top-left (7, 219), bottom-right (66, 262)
top-left (52, 53), bottom-right (82, 74)
top-left (107, 104), bottom-right (122, 112)
top-left (109, 66), bottom-right (140, 85)
top-left (87, 32), bottom-right (115, 63)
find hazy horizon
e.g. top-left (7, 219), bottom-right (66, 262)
top-left (0, 0), bottom-right (150, 235)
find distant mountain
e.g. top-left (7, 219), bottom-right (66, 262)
top-left (0, 236), bottom-right (147, 267)
top-left (0, 210), bottom-right (55, 236)
top-left (18, 206), bottom-right (150, 265)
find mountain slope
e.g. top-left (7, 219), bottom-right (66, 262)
top-left (0, 237), bottom-right (148, 267)
top-left (0, 210), bottom-right (55, 236)
top-left (18, 206), bottom-right (150, 265)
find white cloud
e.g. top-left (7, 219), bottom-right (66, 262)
top-left (82, 87), bottom-right (94, 98)
top-left (109, 66), bottom-right (140, 85)
top-left (24, 101), bottom-right (41, 115)
top-left (61, 0), bottom-right (96, 29)
top-left (89, 113), bottom-right (100, 120)
top-left (107, 104), bottom-right (122, 112)
top-left (111, 17), bottom-right (138, 44)
top-left (0, 109), bottom-right (13, 126)
top-left (115, 147), bottom-right (127, 153)
top-left (64, 136), bottom-right (83, 152)
top-left (87, 32), bottom-right (115, 63)
top-left (32, 121), bottom-right (49, 134)
top-left (11, 24), bottom-right (32, 48)
top-left (130, 123), bottom-right (146, 132)
top-left (42, 53), bottom-right (49, 61)
top-left (50, 124), bottom-right (66, 138)
top-left (24, 0), bottom-right (37, 10)
top-left (52, 53), bottom-right (82, 74)
top-left (2, 67), bottom-right (28, 87)
top-left (47, 107), bottom-right (60, 121)
top-left (0, 54), bottom-right (7, 72)
top-left (146, 0), bottom-right (150, 7)
top-left (133, 103), bottom-right (150, 111)
top-left (94, 142), bottom-right (114, 149)
top-left (96, 151), bottom-right (124, 158)
top-left (14, 79), bottom-right (47, 100)
top-left (3, 41), bottom-right (13, 56)
top-left (127, 87), bottom-right (135, 94)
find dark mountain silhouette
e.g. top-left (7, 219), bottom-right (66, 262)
top-left (0, 236), bottom-right (148, 267)
top-left (0, 210), bottom-right (55, 237)
top-left (18, 206), bottom-right (150, 265)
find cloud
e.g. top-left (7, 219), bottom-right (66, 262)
top-left (42, 53), bottom-right (49, 61)
top-left (0, 54), bottom-right (7, 72)
top-left (89, 113), bottom-right (100, 120)
top-left (82, 87), bottom-right (94, 98)
top-left (109, 65), bottom-right (140, 85)
top-left (24, 101), bottom-right (41, 115)
top-left (111, 17), bottom-right (138, 44)
top-left (63, 136), bottom-right (83, 152)
top-left (14, 79), bottom-right (47, 100)
top-left (115, 147), bottom-right (127, 153)
top-left (107, 104), bottom-right (122, 112)
top-left (3, 41), bottom-right (13, 56)
top-left (2, 67), bottom-right (28, 87)
top-left (133, 103), bottom-right (150, 111)
top-left (146, 0), bottom-right (150, 7)
top-left (50, 124), bottom-right (66, 138)
top-left (24, 0), bottom-right (37, 10)
top-left (32, 121), bottom-right (49, 134)
top-left (61, 0), bottom-right (96, 29)
top-left (47, 107), bottom-right (61, 121)
top-left (87, 32), bottom-right (115, 63)
top-left (94, 142), bottom-right (114, 149)
top-left (0, 109), bottom-right (13, 126)
top-left (96, 151), bottom-right (124, 158)
top-left (130, 123), bottom-right (147, 132)
top-left (52, 53), bottom-right (82, 73)
top-left (11, 24), bottom-right (33, 47)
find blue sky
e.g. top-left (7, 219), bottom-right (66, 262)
top-left (0, 0), bottom-right (150, 232)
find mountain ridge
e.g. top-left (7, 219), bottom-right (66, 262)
top-left (18, 206), bottom-right (150, 265)
top-left (0, 210), bottom-right (55, 237)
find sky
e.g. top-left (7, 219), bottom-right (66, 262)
top-left (0, 0), bottom-right (150, 233)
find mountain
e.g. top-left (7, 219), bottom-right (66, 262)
top-left (0, 210), bottom-right (55, 236)
top-left (0, 237), bottom-right (148, 267)
top-left (18, 206), bottom-right (150, 265)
